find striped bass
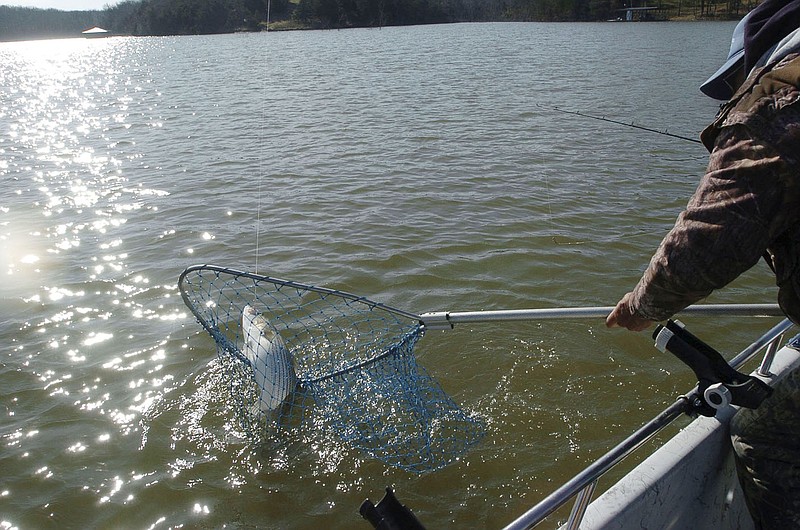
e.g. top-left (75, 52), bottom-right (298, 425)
top-left (242, 305), bottom-right (297, 412)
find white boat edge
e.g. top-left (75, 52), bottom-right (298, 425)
top-left (568, 335), bottom-right (800, 530)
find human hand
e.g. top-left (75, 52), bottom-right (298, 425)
top-left (606, 292), bottom-right (654, 332)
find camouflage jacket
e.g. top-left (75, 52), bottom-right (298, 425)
top-left (629, 53), bottom-right (800, 324)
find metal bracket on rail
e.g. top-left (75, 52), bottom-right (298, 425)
top-left (419, 311), bottom-right (454, 330)
top-left (653, 320), bottom-right (773, 417)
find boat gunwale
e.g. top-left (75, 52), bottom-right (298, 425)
top-left (503, 317), bottom-right (796, 530)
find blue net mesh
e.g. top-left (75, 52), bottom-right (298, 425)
top-left (178, 264), bottom-right (484, 472)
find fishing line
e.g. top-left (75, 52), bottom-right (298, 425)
top-left (541, 159), bottom-right (586, 246)
top-left (254, 2), bottom-right (270, 273)
top-left (537, 104), bottom-right (702, 145)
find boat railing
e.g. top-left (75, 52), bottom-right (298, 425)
top-left (502, 318), bottom-right (796, 530)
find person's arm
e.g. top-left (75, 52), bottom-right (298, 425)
top-left (608, 125), bottom-right (791, 331)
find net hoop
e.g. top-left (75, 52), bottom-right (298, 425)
top-left (179, 264), bottom-right (423, 383)
top-left (178, 264), bottom-right (484, 473)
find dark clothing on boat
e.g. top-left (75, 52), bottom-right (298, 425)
top-left (608, 2), bottom-right (800, 528)
top-left (625, 51), bottom-right (800, 530)
top-left (731, 367), bottom-right (800, 529)
top-left (627, 53), bottom-right (800, 325)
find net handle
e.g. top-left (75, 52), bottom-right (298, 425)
top-left (420, 304), bottom-right (784, 330)
top-left (179, 266), bottom-right (783, 332)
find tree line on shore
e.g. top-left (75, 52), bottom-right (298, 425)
top-left (0, 0), bottom-right (754, 42)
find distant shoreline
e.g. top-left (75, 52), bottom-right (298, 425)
top-left (0, 15), bottom-right (744, 44)
top-left (1, 0), bottom-right (749, 43)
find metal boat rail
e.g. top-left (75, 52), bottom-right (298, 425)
top-left (503, 318), bottom-right (796, 530)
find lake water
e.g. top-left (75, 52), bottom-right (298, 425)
top-left (0, 21), bottom-right (784, 529)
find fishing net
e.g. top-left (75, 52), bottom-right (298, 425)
top-left (178, 264), bottom-right (484, 473)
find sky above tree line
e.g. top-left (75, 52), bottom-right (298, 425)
top-left (3, 0), bottom-right (117, 10)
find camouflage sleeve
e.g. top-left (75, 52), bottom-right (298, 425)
top-left (629, 124), bottom-right (792, 321)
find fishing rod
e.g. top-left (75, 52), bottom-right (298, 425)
top-left (537, 104), bottom-right (702, 145)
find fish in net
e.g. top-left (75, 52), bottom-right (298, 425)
top-left (178, 264), bottom-right (485, 473)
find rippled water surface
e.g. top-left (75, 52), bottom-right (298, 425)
top-left (0, 22), bottom-right (784, 529)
